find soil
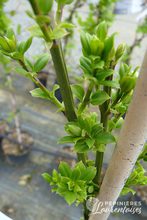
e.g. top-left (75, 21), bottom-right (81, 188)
top-left (2, 131), bottom-right (33, 156)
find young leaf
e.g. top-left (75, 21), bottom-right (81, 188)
top-left (81, 166), bottom-right (96, 182)
top-left (42, 173), bottom-right (52, 183)
top-left (121, 187), bottom-right (136, 196)
top-left (58, 136), bottom-right (75, 144)
top-left (102, 34), bottom-right (115, 60)
top-left (90, 91), bottom-right (110, 105)
top-left (34, 54), bottom-right (49, 72)
top-left (37, 0), bottom-right (53, 14)
top-left (59, 162), bottom-right (71, 177)
top-left (96, 69), bottom-right (114, 81)
top-left (59, 22), bottom-right (75, 29)
top-left (96, 21), bottom-right (108, 41)
top-left (71, 84), bottom-right (84, 101)
top-left (17, 37), bottom-right (33, 54)
top-left (71, 168), bottom-right (81, 181)
top-left (100, 80), bottom-right (120, 89)
top-left (51, 27), bottom-right (68, 40)
top-left (30, 88), bottom-right (50, 100)
top-left (96, 132), bottom-right (116, 144)
top-left (85, 138), bottom-right (95, 149)
top-left (64, 191), bottom-right (76, 205)
top-left (15, 67), bottom-right (28, 77)
top-left (80, 32), bottom-right (91, 55)
top-left (74, 139), bottom-right (89, 153)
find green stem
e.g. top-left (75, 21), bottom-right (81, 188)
top-left (19, 59), bottom-right (63, 110)
top-left (78, 81), bottom-right (94, 114)
top-left (28, 0), bottom-right (76, 122)
top-left (50, 42), bottom-right (77, 121)
top-left (28, 0), bottom-right (86, 163)
top-left (94, 74), bottom-right (112, 185)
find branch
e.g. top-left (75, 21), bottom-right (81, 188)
top-left (89, 50), bottom-right (147, 220)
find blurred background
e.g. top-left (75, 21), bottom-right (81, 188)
top-left (0, 0), bottom-right (147, 220)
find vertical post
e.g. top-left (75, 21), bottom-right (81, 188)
top-left (89, 50), bottom-right (147, 220)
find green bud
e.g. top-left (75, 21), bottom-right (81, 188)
top-left (0, 36), bottom-right (11, 52)
top-left (66, 124), bottom-right (82, 137)
top-left (102, 34), bottom-right (115, 61)
top-left (120, 76), bottom-right (136, 94)
top-left (115, 44), bottom-right (126, 61)
top-left (5, 37), bottom-right (16, 52)
top-left (95, 21), bottom-right (108, 41)
top-left (0, 36), bottom-right (16, 52)
top-left (90, 36), bottom-right (104, 56)
top-left (88, 185), bottom-right (94, 193)
top-left (119, 63), bottom-right (130, 79)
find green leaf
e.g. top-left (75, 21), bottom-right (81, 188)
top-left (36, 15), bottom-right (50, 25)
top-left (17, 37), bottom-right (33, 54)
top-left (59, 22), bottom-right (75, 29)
top-left (74, 139), bottom-right (89, 153)
top-left (28, 25), bottom-right (44, 38)
top-left (58, 136), bottom-right (75, 144)
top-left (96, 21), bottom-right (108, 41)
top-left (0, 36), bottom-right (12, 52)
top-left (64, 191), bottom-right (76, 205)
top-left (34, 53), bottom-right (49, 72)
top-left (121, 187), bottom-right (136, 196)
top-left (85, 138), bottom-right (95, 149)
top-left (15, 67), bottom-right (29, 77)
top-left (42, 173), bottom-right (52, 183)
top-left (59, 162), bottom-right (71, 177)
top-left (30, 88), bottom-right (50, 100)
top-left (90, 36), bottom-right (104, 56)
top-left (96, 69), bottom-right (114, 81)
top-left (100, 80), bottom-right (120, 89)
top-left (24, 57), bottom-right (33, 71)
top-left (80, 32), bottom-right (91, 56)
top-left (90, 91), bottom-right (110, 105)
top-left (51, 27), bottom-right (68, 40)
top-left (81, 166), bottom-right (96, 182)
top-left (65, 122), bottom-right (82, 137)
top-left (91, 124), bottom-right (103, 138)
top-left (71, 168), bottom-right (81, 181)
top-left (96, 132), bottom-right (116, 144)
top-left (80, 56), bottom-right (92, 75)
top-left (102, 34), bottom-right (116, 60)
top-left (11, 51), bottom-right (22, 60)
top-left (71, 84), bottom-right (84, 101)
top-left (37, 0), bottom-right (53, 14)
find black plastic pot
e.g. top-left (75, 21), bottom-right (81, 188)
top-left (6, 148), bottom-right (30, 165)
top-left (2, 131), bottom-right (33, 165)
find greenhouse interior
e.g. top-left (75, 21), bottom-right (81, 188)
top-left (0, 0), bottom-right (147, 220)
